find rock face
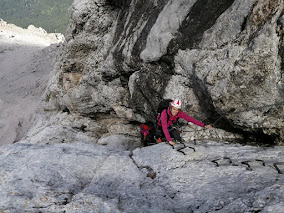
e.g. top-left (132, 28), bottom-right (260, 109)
top-left (42, 0), bottom-right (284, 144)
top-left (0, 141), bottom-right (283, 212)
top-left (0, 2), bottom-right (284, 212)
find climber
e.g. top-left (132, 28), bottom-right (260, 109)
top-left (155, 99), bottom-right (211, 146)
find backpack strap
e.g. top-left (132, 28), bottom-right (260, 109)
top-left (165, 107), bottom-right (180, 128)
top-left (156, 108), bottom-right (170, 129)
top-left (165, 108), bottom-right (170, 123)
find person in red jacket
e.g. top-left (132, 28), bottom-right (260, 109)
top-left (156, 99), bottom-right (211, 146)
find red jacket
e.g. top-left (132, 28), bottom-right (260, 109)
top-left (160, 107), bottom-right (204, 142)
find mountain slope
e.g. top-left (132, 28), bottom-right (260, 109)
top-left (0, 0), bottom-right (73, 34)
top-left (0, 19), bottom-right (63, 145)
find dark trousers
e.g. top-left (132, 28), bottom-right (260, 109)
top-left (169, 128), bottom-right (182, 142)
top-left (156, 128), bottom-right (182, 142)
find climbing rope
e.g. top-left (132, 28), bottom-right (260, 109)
top-left (182, 101), bottom-right (284, 134)
top-left (273, 162), bottom-right (284, 174)
top-left (170, 141), bottom-right (196, 155)
top-left (210, 101), bottom-right (284, 127)
top-left (144, 101), bottom-right (284, 174)
top-left (210, 156), bottom-right (284, 174)
top-left (177, 145), bottom-right (284, 175)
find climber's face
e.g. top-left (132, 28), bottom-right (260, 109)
top-left (171, 106), bottom-right (179, 116)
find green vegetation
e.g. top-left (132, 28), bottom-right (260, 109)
top-left (0, 0), bottom-right (73, 35)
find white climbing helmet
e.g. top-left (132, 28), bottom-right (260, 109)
top-left (171, 99), bottom-right (182, 109)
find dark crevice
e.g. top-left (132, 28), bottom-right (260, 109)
top-left (101, 70), bottom-right (120, 82)
top-left (82, 110), bottom-right (116, 120)
top-left (131, 90), bottom-right (160, 121)
top-left (277, 15), bottom-right (284, 97)
top-left (73, 124), bottom-right (87, 133)
top-left (120, 71), bottom-right (136, 88)
top-left (128, 60), bottom-right (173, 121)
top-left (131, 0), bottom-right (169, 61)
top-left (129, 120), bottom-right (143, 126)
top-left (241, 15), bottom-right (249, 32)
top-left (62, 107), bottom-right (70, 114)
top-left (167, 0), bottom-right (235, 55)
top-left (241, 130), bottom-right (278, 146)
top-left (239, 1), bottom-right (256, 35)
top-left (111, 0), bottom-right (167, 73)
top-left (136, 86), bottom-right (157, 118)
top-left (190, 64), bottom-right (278, 146)
top-left (190, 63), bottom-right (232, 128)
top-left (102, 67), bottom-right (138, 90)
top-left (129, 153), bottom-right (157, 179)
top-left (157, 56), bottom-right (175, 75)
top-left (106, 0), bottom-right (131, 9)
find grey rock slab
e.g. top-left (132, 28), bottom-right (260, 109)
top-left (0, 141), bottom-right (283, 212)
top-left (132, 142), bottom-right (284, 212)
top-left (0, 143), bottom-right (118, 212)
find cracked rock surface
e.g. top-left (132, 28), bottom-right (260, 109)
top-left (1, 1), bottom-right (284, 212)
top-left (0, 141), bottom-right (283, 212)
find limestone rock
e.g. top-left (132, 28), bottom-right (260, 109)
top-left (0, 141), bottom-right (283, 212)
top-left (42, 0), bottom-right (283, 144)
